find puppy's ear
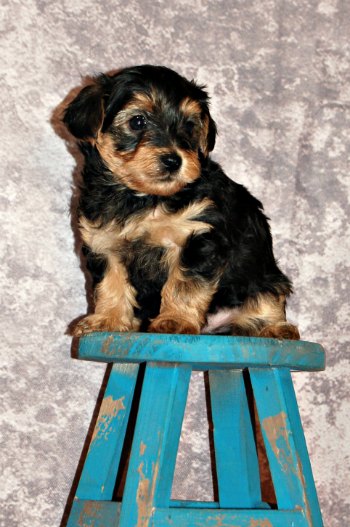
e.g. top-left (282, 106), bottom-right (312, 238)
top-left (63, 83), bottom-right (105, 140)
top-left (200, 110), bottom-right (217, 156)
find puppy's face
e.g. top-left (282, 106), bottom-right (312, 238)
top-left (64, 65), bottom-right (217, 196)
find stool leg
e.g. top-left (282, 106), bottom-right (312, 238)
top-left (119, 362), bottom-right (191, 527)
top-left (76, 363), bottom-right (139, 500)
top-left (67, 363), bottom-right (139, 526)
top-left (250, 368), bottom-right (323, 526)
top-left (209, 369), bottom-right (262, 508)
top-left (280, 368), bottom-right (324, 526)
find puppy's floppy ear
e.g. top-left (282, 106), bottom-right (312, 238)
top-left (63, 82), bottom-right (105, 140)
top-left (200, 108), bottom-right (217, 157)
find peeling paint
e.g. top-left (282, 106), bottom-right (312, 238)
top-left (90, 395), bottom-right (125, 447)
top-left (249, 519), bottom-right (273, 527)
top-left (101, 334), bottom-right (115, 355)
top-left (209, 514), bottom-right (238, 527)
top-left (136, 462), bottom-right (151, 527)
top-left (78, 501), bottom-right (102, 526)
top-left (205, 514), bottom-right (240, 527)
top-left (262, 411), bottom-right (293, 473)
top-left (262, 412), bottom-right (313, 523)
top-left (140, 441), bottom-right (147, 456)
top-left (297, 454), bottom-right (313, 526)
top-left (136, 459), bottom-right (159, 527)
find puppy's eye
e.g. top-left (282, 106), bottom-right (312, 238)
top-left (129, 115), bottom-right (147, 130)
top-left (184, 120), bottom-right (195, 135)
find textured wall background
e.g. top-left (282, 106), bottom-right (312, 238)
top-left (1, 0), bottom-right (349, 525)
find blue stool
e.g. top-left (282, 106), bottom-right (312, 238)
top-left (66, 333), bottom-right (325, 527)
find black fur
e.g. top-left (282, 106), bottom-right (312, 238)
top-left (64, 65), bottom-right (293, 334)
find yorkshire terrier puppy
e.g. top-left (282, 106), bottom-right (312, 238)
top-left (63, 65), bottom-right (299, 339)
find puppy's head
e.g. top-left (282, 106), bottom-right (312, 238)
top-left (63, 65), bottom-right (217, 196)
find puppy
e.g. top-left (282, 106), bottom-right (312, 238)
top-left (63, 65), bottom-right (299, 339)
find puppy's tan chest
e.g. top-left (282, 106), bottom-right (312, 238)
top-left (79, 198), bottom-right (213, 254)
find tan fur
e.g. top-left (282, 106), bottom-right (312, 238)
top-left (96, 135), bottom-right (201, 195)
top-left (96, 131), bottom-right (133, 165)
top-left (75, 200), bottom-right (214, 335)
top-left (149, 245), bottom-right (219, 334)
top-left (258, 322), bottom-right (300, 340)
top-left (240, 293), bottom-right (287, 327)
top-left (79, 214), bottom-right (299, 338)
top-left (79, 199), bottom-right (213, 253)
top-left (227, 293), bottom-right (299, 339)
top-left (125, 92), bottom-right (155, 113)
top-left (107, 94), bottom-right (155, 131)
top-left (93, 92), bottom-right (208, 195)
top-left (180, 97), bottom-right (202, 116)
top-left (66, 74), bottom-right (297, 338)
top-left (79, 216), bottom-right (121, 254)
top-left (199, 114), bottom-right (211, 156)
top-left (123, 198), bottom-right (213, 247)
top-left (73, 254), bottom-right (140, 336)
top-left (180, 96), bottom-right (211, 156)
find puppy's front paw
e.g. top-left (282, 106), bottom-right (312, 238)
top-left (149, 315), bottom-right (200, 335)
top-left (258, 322), bottom-right (300, 340)
top-left (71, 314), bottom-right (139, 336)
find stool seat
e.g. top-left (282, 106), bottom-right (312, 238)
top-left (66, 333), bottom-right (325, 527)
top-left (78, 332), bottom-right (325, 370)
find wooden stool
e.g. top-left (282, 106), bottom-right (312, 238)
top-left (66, 333), bottom-right (325, 527)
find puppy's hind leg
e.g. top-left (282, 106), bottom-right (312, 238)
top-left (229, 293), bottom-right (300, 340)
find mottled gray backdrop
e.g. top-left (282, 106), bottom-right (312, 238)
top-left (1, 1), bottom-right (349, 525)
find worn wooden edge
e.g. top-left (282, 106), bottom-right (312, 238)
top-left (153, 506), bottom-right (306, 526)
top-left (67, 500), bottom-right (120, 527)
top-left (76, 332), bottom-right (325, 371)
top-left (67, 500), bottom-right (305, 527)
top-left (170, 499), bottom-right (270, 509)
top-left (170, 500), bottom-right (220, 509)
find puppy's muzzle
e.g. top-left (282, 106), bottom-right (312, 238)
top-left (160, 153), bottom-right (182, 173)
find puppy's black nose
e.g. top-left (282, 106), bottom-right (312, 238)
top-left (160, 153), bottom-right (182, 173)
